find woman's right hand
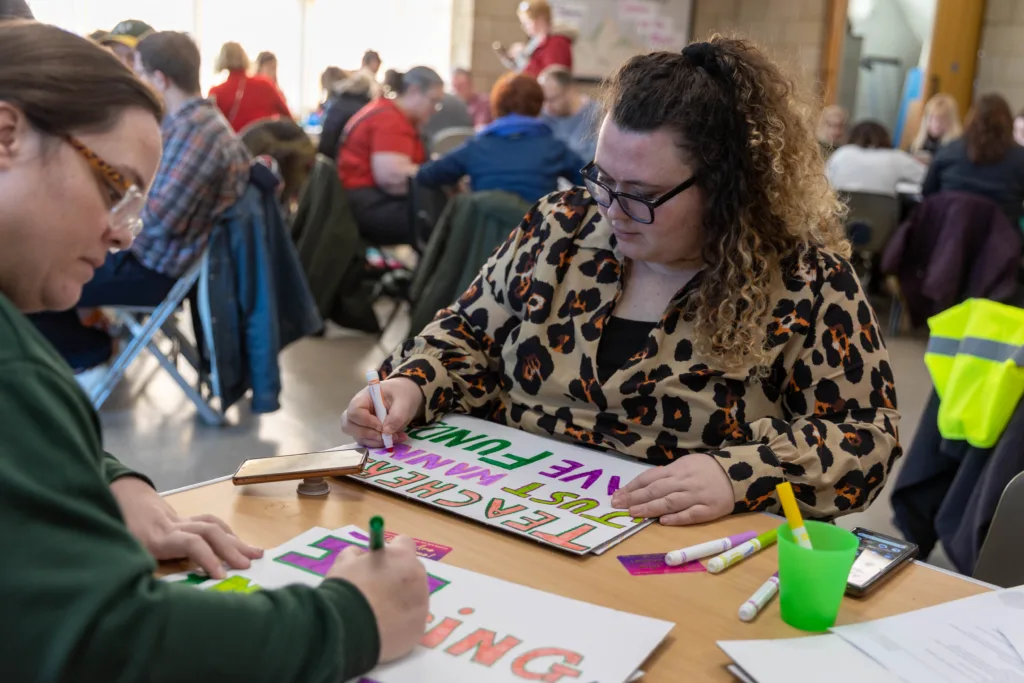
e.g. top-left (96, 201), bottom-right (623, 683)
top-left (341, 377), bottom-right (425, 448)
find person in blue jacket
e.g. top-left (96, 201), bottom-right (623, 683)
top-left (416, 72), bottom-right (583, 203)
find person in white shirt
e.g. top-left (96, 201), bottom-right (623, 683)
top-left (826, 120), bottom-right (926, 197)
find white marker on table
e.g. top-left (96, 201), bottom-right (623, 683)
top-left (738, 572), bottom-right (780, 622)
top-left (665, 531), bottom-right (758, 566)
top-left (365, 370), bottom-right (393, 450)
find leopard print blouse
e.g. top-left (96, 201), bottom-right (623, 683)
top-left (382, 188), bottom-right (902, 519)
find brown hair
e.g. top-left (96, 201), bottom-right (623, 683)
top-left (215, 41), bottom-right (249, 73)
top-left (0, 21), bottom-right (163, 136)
top-left (965, 93), bottom-right (1014, 165)
top-left (137, 32), bottom-right (202, 94)
top-left (255, 51), bottom-right (276, 69)
top-left (847, 120), bottom-right (892, 149)
top-left (602, 36), bottom-right (847, 371)
top-left (491, 73), bottom-right (544, 118)
top-left (519, 0), bottom-right (552, 23)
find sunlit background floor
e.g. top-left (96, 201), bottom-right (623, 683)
top-left (100, 308), bottom-right (955, 570)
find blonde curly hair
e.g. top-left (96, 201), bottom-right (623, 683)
top-left (602, 35), bottom-right (849, 372)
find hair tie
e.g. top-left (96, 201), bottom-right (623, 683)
top-left (682, 42), bottom-right (727, 80)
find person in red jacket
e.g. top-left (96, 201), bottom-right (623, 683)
top-left (209, 42), bottom-right (291, 132)
top-left (495, 0), bottom-right (573, 78)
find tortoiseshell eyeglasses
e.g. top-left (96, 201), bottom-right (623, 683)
top-left (65, 135), bottom-right (146, 239)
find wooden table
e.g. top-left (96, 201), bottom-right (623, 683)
top-left (166, 478), bottom-right (990, 682)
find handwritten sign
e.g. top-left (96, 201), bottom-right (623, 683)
top-left (166, 526), bottom-right (673, 683)
top-left (348, 416), bottom-right (655, 555)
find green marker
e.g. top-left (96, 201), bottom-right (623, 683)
top-left (370, 515), bottom-right (386, 551)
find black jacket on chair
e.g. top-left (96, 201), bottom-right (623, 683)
top-left (891, 390), bottom-right (1024, 576)
top-left (881, 191), bottom-right (1022, 327)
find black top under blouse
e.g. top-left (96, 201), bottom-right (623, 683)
top-left (596, 316), bottom-right (658, 384)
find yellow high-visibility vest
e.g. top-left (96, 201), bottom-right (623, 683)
top-left (925, 299), bottom-right (1024, 448)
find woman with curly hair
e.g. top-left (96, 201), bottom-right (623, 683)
top-left (341, 37), bottom-right (901, 525)
top-left (923, 93), bottom-right (1024, 224)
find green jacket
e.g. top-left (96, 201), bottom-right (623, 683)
top-left (0, 292), bottom-right (379, 682)
top-left (408, 190), bottom-right (532, 337)
top-left (292, 155), bottom-right (379, 333)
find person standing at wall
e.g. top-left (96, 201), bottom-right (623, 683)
top-left (495, 0), bottom-right (574, 78)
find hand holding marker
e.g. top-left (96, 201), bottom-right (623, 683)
top-left (776, 481), bottom-right (814, 550)
top-left (707, 528), bottom-right (778, 574)
top-left (366, 370), bottom-right (393, 450)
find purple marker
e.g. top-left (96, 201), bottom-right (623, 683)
top-left (665, 531), bottom-right (759, 566)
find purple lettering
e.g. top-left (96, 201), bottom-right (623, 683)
top-left (457, 467), bottom-right (507, 486)
top-left (538, 459), bottom-right (583, 479)
top-left (275, 535), bottom-right (358, 576)
top-left (560, 468), bottom-right (603, 490)
top-left (607, 475), bottom-right (622, 496)
top-left (405, 453), bottom-right (456, 470)
top-left (375, 471), bottom-right (430, 489)
top-left (444, 462), bottom-right (482, 477)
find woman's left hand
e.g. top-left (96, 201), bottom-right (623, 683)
top-left (610, 453), bottom-right (734, 525)
top-left (110, 476), bottom-right (264, 578)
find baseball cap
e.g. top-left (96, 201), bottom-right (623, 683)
top-left (103, 19), bottom-right (155, 49)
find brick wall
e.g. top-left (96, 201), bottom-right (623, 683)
top-left (976, 0), bottom-right (1024, 112)
top-left (692, 0), bottom-right (829, 93)
top-left (455, 0), bottom-right (829, 95)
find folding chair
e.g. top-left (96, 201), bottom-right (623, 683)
top-left (974, 471), bottom-right (1024, 588)
top-left (88, 247), bottom-right (227, 426)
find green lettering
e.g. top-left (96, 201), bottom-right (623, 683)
top-left (530, 491), bottom-right (579, 506)
top-left (502, 482), bottom-right (546, 498)
top-left (464, 438), bottom-right (512, 455)
top-left (480, 450), bottom-right (554, 471)
top-left (580, 510), bottom-right (644, 528)
top-left (557, 498), bottom-right (599, 513)
top-left (407, 422), bottom-right (454, 440)
top-left (428, 428), bottom-right (487, 448)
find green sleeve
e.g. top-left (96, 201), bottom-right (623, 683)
top-left (0, 360), bottom-right (380, 683)
top-left (101, 450), bottom-right (155, 488)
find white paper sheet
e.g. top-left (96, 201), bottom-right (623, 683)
top-left (348, 416), bottom-right (654, 554)
top-left (831, 586), bottom-right (1024, 683)
top-left (718, 635), bottom-right (900, 683)
top-left (1002, 621), bottom-right (1024, 662)
top-left (166, 525), bottom-right (673, 683)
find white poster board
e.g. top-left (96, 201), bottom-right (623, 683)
top-left (166, 526), bottom-right (674, 683)
top-left (348, 416), bottom-right (654, 555)
top-left (550, 0), bottom-right (693, 80)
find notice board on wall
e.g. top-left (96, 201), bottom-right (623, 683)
top-left (550, 0), bottom-right (693, 80)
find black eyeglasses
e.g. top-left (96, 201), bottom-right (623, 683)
top-left (581, 161), bottom-right (698, 225)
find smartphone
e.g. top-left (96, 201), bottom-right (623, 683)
top-left (846, 527), bottom-right (918, 597)
top-left (232, 448), bottom-right (368, 485)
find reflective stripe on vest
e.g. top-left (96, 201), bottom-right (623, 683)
top-left (924, 299), bottom-right (1024, 449)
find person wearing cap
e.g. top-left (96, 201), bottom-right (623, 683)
top-left (97, 19), bottom-right (154, 68)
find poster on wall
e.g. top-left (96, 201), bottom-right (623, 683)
top-left (165, 525), bottom-right (675, 683)
top-left (348, 415), bottom-right (654, 555)
top-left (549, 0), bottom-right (693, 80)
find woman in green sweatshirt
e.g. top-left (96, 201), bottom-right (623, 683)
top-left (0, 21), bottom-right (427, 683)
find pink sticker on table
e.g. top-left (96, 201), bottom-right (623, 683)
top-left (617, 553), bottom-right (707, 576)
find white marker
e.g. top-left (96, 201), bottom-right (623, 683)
top-left (366, 370), bottom-right (393, 450)
top-left (665, 531), bottom-right (758, 566)
top-left (706, 528), bottom-right (778, 574)
top-left (738, 572), bottom-right (780, 622)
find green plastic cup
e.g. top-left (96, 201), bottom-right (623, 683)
top-left (778, 520), bottom-right (859, 631)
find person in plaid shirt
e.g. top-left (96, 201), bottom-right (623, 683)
top-left (32, 31), bottom-right (251, 374)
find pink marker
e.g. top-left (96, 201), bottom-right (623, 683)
top-left (665, 531), bottom-right (758, 566)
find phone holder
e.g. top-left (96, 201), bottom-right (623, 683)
top-left (297, 477), bottom-right (330, 496)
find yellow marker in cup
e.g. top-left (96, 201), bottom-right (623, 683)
top-left (776, 482), bottom-right (813, 550)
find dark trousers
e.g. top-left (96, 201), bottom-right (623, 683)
top-left (30, 251), bottom-right (176, 371)
top-left (347, 187), bottom-right (414, 246)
